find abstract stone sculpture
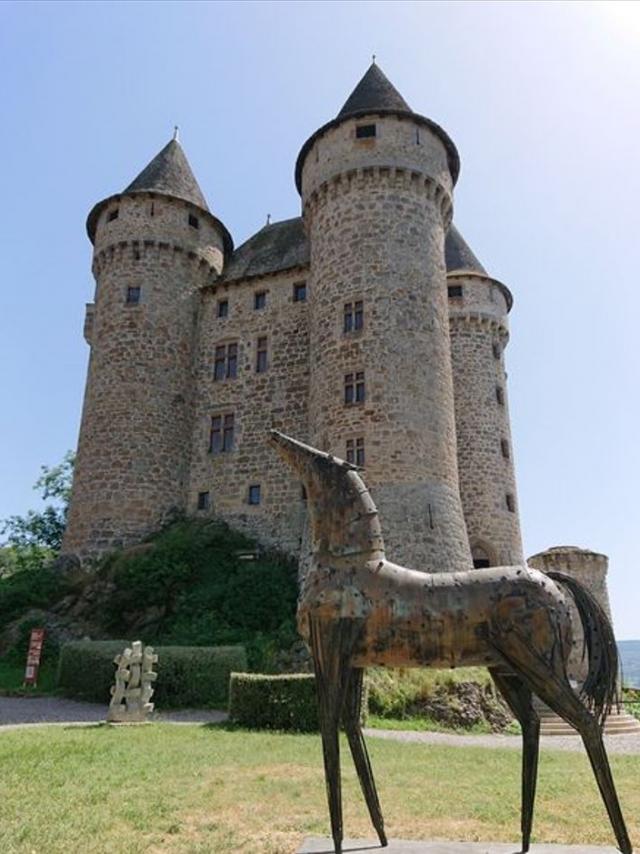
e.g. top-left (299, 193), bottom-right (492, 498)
top-left (269, 431), bottom-right (632, 854)
top-left (107, 640), bottom-right (158, 723)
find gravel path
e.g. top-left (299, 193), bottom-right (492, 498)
top-left (364, 727), bottom-right (640, 755)
top-left (0, 696), bottom-right (227, 729)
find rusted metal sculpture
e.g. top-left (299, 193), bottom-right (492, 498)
top-left (269, 430), bottom-right (632, 854)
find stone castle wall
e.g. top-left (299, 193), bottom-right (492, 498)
top-left (62, 194), bottom-right (224, 559)
top-left (187, 267), bottom-right (310, 552)
top-left (301, 114), bottom-right (471, 571)
top-left (448, 272), bottom-right (524, 566)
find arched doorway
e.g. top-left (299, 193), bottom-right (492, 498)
top-left (471, 543), bottom-right (494, 569)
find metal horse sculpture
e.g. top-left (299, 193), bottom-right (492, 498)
top-left (269, 430), bottom-right (632, 854)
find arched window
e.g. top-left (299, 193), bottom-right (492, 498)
top-left (472, 544), bottom-right (494, 569)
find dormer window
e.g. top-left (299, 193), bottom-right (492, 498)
top-left (356, 124), bottom-right (376, 139)
top-left (188, 213), bottom-right (200, 229)
top-left (108, 208), bottom-right (119, 222)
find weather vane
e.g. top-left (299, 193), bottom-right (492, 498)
top-left (173, 125), bottom-right (179, 141)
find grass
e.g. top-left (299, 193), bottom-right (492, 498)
top-left (0, 660), bottom-right (57, 696)
top-left (0, 724), bottom-right (638, 853)
top-left (366, 714), bottom-right (503, 735)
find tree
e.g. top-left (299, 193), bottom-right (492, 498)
top-left (0, 452), bottom-right (75, 571)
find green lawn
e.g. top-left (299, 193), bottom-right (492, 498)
top-left (0, 661), bottom-right (57, 695)
top-left (0, 724), bottom-right (637, 853)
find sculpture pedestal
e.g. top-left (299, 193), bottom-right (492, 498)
top-left (298, 839), bottom-right (620, 853)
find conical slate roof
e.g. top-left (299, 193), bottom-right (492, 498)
top-left (337, 63), bottom-right (411, 119)
top-left (124, 138), bottom-right (209, 211)
top-left (445, 225), bottom-right (487, 274)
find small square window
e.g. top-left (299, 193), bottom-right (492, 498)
top-left (108, 208), bottom-right (119, 222)
top-left (126, 286), bottom-right (141, 304)
top-left (197, 491), bottom-right (210, 510)
top-left (293, 282), bottom-right (307, 302)
top-left (248, 484), bottom-right (261, 505)
top-left (254, 291), bottom-right (266, 310)
top-left (217, 299), bottom-right (229, 318)
top-left (356, 124), bottom-right (376, 139)
top-left (448, 285), bottom-right (463, 299)
top-left (506, 493), bottom-right (516, 513)
top-left (188, 213), bottom-right (200, 229)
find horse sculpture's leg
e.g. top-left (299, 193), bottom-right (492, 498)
top-left (490, 669), bottom-right (540, 853)
top-left (342, 668), bottom-right (387, 847)
top-left (309, 617), bottom-right (363, 854)
top-left (489, 630), bottom-right (633, 854)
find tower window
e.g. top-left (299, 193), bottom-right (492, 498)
top-left (254, 291), bottom-right (267, 310)
top-left (210, 413), bottom-right (235, 454)
top-left (344, 300), bottom-right (364, 333)
top-left (356, 124), bottom-right (376, 139)
top-left (213, 343), bottom-right (238, 381)
top-left (217, 299), bottom-right (229, 318)
top-left (448, 285), bottom-right (463, 299)
top-left (345, 371), bottom-right (365, 405)
top-left (506, 493), bottom-right (516, 513)
top-left (492, 342), bottom-right (502, 359)
top-left (293, 282), bottom-right (307, 302)
top-left (197, 491), bottom-right (210, 511)
top-left (301, 485), bottom-right (307, 501)
top-left (248, 484), bottom-right (261, 505)
top-left (496, 385), bottom-right (505, 406)
top-left (346, 437), bottom-right (365, 466)
top-left (472, 545), bottom-right (492, 569)
top-left (107, 208), bottom-right (119, 222)
top-left (256, 337), bottom-right (268, 373)
top-left (126, 286), bottom-right (141, 305)
top-left (501, 439), bottom-right (510, 459)
top-left (188, 213), bottom-right (200, 229)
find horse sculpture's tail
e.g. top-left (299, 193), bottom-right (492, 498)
top-left (547, 571), bottom-right (619, 727)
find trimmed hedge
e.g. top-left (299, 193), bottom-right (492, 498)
top-left (56, 640), bottom-right (246, 708)
top-left (228, 673), bottom-right (369, 732)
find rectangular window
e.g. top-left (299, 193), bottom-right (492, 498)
top-left (213, 343), bottom-right (238, 381)
top-left (248, 484), bottom-right (261, 505)
top-left (254, 291), bottom-right (266, 310)
top-left (293, 282), bottom-right (307, 302)
top-left (210, 413), bottom-right (234, 454)
top-left (227, 342), bottom-right (238, 378)
top-left (197, 491), bottom-right (210, 510)
top-left (256, 337), bottom-right (268, 373)
top-left (188, 213), bottom-right (200, 229)
top-left (126, 286), bottom-right (141, 304)
top-left (501, 439), bottom-right (510, 459)
top-left (345, 371), bottom-right (365, 405)
top-left (217, 299), bottom-right (229, 318)
top-left (344, 300), bottom-right (364, 333)
top-left (506, 493), bottom-right (516, 513)
top-left (346, 437), bottom-right (365, 466)
top-left (493, 341), bottom-right (502, 359)
top-left (448, 285), bottom-right (463, 298)
top-left (213, 345), bottom-right (226, 381)
top-left (356, 124), bottom-right (376, 139)
top-left (108, 208), bottom-right (119, 222)
top-left (496, 385), bottom-right (505, 406)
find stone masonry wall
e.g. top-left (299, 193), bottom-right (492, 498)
top-left (448, 272), bottom-right (524, 566)
top-left (63, 194), bottom-right (224, 560)
top-left (187, 267), bottom-right (310, 553)
top-left (301, 114), bottom-right (471, 572)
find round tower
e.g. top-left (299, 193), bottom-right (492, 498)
top-left (296, 64), bottom-right (472, 571)
top-left (63, 137), bottom-right (232, 561)
top-left (446, 226), bottom-right (524, 566)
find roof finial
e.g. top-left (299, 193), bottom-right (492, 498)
top-left (372, 53), bottom-right (376, 65)
top-left (173, 125), bottom-right (179, 141)
top-left (266, 213), bottom-right (271, 226)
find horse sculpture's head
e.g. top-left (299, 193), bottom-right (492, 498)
top-left (268, 430), bottom-right (385, 563)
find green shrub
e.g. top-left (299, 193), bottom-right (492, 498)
top-left (228, 673), bottom-right (318, 732)
top-left (0, 564), bottom-right (69, 628)
top-left (57, 640), bottom-right (246, 708)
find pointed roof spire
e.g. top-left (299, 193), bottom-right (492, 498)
top-left (124, 137), bottom-right (209, 211)
top-left (337, 63), bottom-right (412, 120)
top-left (445, 225), bottom-right (487, 274)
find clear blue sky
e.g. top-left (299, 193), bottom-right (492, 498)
top-left (1, 1), bottom-right (638, 639)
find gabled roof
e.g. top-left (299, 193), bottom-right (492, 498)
top-left (295, 63), bottom-right (460, 192)
top-left (124, 138), bottom-right (209, 211)
top-left (337, 63), bottom-right (411, 119)
top-left (445, 225), bottom-right (487, 274)
top-left (221, 218), bottom-right (309, 283)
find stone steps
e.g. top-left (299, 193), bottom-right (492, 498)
top-left (536, 707), bottom-right (640, 736)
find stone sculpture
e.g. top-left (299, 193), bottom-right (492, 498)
top-left (269, 430), bottom-right (632, 854)
top-left (107, 641), bottom-right (157, 723)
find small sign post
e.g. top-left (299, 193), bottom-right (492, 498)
top-left (23, 628), bottom-right (45, 687)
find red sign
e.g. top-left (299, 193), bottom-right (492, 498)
top-left (23, 628), bottom-right (45, 687)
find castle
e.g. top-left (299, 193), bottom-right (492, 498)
top-left (61, 63), bottom-right (612, 622)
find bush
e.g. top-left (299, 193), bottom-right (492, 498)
top-left (0, 564), bottom-right (69, 628)
top-left (228, 673), bottom-right (318, 732)
top-left (56, 640), bottom-right (246, 708)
